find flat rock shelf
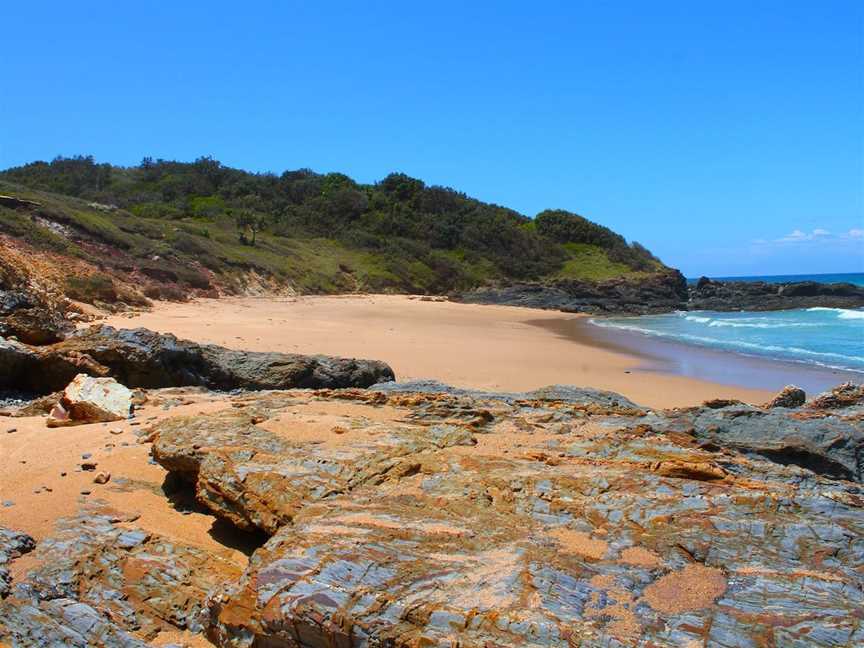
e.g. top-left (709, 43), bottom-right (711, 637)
top-left (1, 380), bottom-right (862, 646)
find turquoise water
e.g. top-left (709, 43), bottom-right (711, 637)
top-left (592, 273), bottom-right (864, 373)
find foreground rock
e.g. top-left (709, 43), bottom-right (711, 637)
top-left (2, 381), bottom-right (862, 647)
top-left (47, 374), bottom-right (132, 426)
top-left (688, 276), bottom-right (864, 311)
top-left (0, 324), bottom-right (396, 394)
top-left (0, 503), bottom-right (240, 646)
top-left (0, 527), bottom-right (35, 598)
top-left (153, 381), bottom-right (861, 647)
top-left (764, 384), bottom-right (806, 408)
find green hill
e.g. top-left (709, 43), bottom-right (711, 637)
top-left (0, 155), bottom-right (668, 306)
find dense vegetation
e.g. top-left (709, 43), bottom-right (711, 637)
top-left (0, 155), bottom-right (666, 300)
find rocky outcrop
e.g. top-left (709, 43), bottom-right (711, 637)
top-left (2, 381), bottom-right (862, 647)
top-left (764, 384), bottom-right (806, 409)
top-left (148, 381), bottom-right (864, 647)
top-left (689, 276), bottom-right (864, 311)
top-left (641, 384), bottom-right (864, 482)
top-left (47, 374), bottom-right (132, 426)
top-left (0, 503), bottom-right (240, 646)
top-left (456, 269), bottom-right (689, 314)
top-left (457, 273), bottom-right (864, 315)
top-left (0, 325), bottom-right (396, 394)
top-left (0, 527), bottom-right (35, 598)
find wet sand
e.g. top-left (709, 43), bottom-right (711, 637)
top-left (101, 294), bottom-right (779, 409)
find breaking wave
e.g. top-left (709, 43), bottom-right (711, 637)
top-left (591, 307), bottom-right (864, 373)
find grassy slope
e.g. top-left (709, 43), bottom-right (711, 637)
top-left (0, 161), bottom-right (667, 306)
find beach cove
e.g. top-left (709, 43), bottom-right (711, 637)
top-left (94, 294), bottom-right (831, 410)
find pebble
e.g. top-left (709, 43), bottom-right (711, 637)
top-left (109, 428), bottom-right (123, 435)
top-left (60, 472), bottom-right (67, 477)
top-left (2, 500), bottom-right (14, 507)
top-left (93, 472), bottom-right (111, 485)
top-left (79, 490), bottom-right (91, 496)
top-left (6, 427), bottom-right (16, 433)
top-left (81, 461), bottom-right (98, 471)
top-left (82, 453), bottom-right (92, 459)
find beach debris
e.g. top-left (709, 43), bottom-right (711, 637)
top-left (765, 385), bottom-right (806, 409)
top-left (47, 374), bottom-right (132, 427)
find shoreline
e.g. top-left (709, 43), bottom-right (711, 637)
top-left (528, 315), bottom-right (861, 395)
top-left (99, 295), bottom-right (780, 409)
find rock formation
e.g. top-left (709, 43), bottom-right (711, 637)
top-left (457, 274), bottom-right (864, 314)
top-left (1, 381), bottom-right (862, 647)
top-left (0, 325), bottom-right (396, 395)
top-left (0, 527), bottom-right (34, 599)
top-left (688, 276), bottom-right (864, 311)
top-left (0, 256), bottom-right (73, 345)
top-left (456, 270), bottom-right (689, 315)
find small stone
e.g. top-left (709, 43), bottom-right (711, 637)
top-left (47, 374), bottom-right (133, 427)
top-left (109, 428), bottom-right (123, 435)
top-left (93, 472), bottom-right (111, 485)
top-left (79, 490), bottom-right (91, 495)
top-left (765, 385), bottom-right (806, 409)
top-left (60, 472), bottom-right (67, 477)
top-left (82, 453), bottom-right (92, 459)
top-left (2, 500), bottom-right (14, 507)
top-left (81, 461), bottom-right (98, 471)
top-left (5, 427), bottom-right (16, 433)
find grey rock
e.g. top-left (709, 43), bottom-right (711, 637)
top-left (0, 527), bottom-right (35, 598)
top-left (689, 277), bottom-right (864, 311)
top-left (1, 325), bottom-right (396, 394)
top-left (765, 385), bottom-right (806, 409)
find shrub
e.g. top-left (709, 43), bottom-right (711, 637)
top-left (65, 274), bottom-right (117, 303)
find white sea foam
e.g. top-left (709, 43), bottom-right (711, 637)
top-left (807, 307), bottom-right (864, 319)
top-left (589, 309), bottom-right (864, 373)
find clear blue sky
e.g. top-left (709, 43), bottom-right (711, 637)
top-left (2, 1), bottom-right (862, 276)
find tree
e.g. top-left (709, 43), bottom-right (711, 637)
top-left (232, 209), bottom-right (263, 246)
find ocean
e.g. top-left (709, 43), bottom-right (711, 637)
top-left (592, 272), bottom-right (864, 374)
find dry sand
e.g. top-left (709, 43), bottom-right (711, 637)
top-left (102, 294), bottom-right (773, 409)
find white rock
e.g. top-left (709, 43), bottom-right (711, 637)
top-left (47, 374), bottom-right (132, 427)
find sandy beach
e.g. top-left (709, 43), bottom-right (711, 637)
top-left (100, 294), bottom-right (780, 409)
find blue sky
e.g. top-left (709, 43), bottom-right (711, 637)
top-left (2, 1), bottom-right (862, 276)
